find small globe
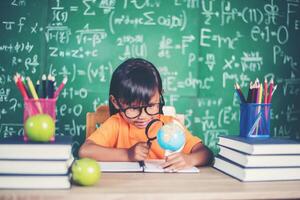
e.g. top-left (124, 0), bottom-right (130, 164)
top-left (157, 121), bottom-right (185, 151)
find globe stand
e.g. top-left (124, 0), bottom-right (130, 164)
top-left (164, 144), bottom-right (184, 157)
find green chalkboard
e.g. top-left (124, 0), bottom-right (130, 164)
top-left (1, 0), bottom-right (299, 157)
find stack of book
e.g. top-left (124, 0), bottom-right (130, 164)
top-left (0, 135), bottom-right (73, 189)
top-left (214, 135), bottom-right (300, 181)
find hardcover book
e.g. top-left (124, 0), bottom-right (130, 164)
top-left (214, 156), bottom-right (300, 182)
top-left (0, 156), bottom-right (74, 174)
top-left (0, 174), bottom-right (71, 189)
top-left (218, 145), bottom-right (300, 167)
top-left (218, 136), bottom-right (300, 155)
top-left (0, 135), bottom-right (72, 160)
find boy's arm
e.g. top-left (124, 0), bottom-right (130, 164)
top-left (162, 142), bottom-right (213, 171)
top-left (79, 140), bottom-right (130, 161)
top-left (79, 140), bottom-right (150, 162)
top-left (189, 142), bottom-right (214, 167)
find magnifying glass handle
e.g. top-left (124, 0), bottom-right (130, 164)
top-left (147, 140), bottom-right (152, 148)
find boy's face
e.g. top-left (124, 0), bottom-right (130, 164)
top-left (112, 91), bottom-right (161, 129)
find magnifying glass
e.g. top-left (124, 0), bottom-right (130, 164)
top-left (145, 119), bottom-right (164, 148)
top-left (145, 119), bottom-right (185, 156)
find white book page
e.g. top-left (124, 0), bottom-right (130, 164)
top-left (144, 160), bottom-right (200, 173)
top-left (98, 161), bottom-right (142, 172)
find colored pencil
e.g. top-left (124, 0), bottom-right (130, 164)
top-left (263, 78), bottom-right (268, 104)
top-left (35, 80), bottom-right (40, 97)
top-left (256, 83), bottom-right (261, 103)
top-left (47, 75), bottom-right (55, 98)
top-left (21, 76), bottom-right (31, 98)
top-left (14, 74), bottom-right (28, 100)
top-left (234, 83), bottom-right (246, 103)
top-left (251, 81), bottom-right (258, 103)
top-left (54, 77), bottom-right (67, 98)
top-left (42, 74), bottom-right (47, 98)
top-left (251, 84), bottom-right (256, 103)
top-left (258, 83), bottom-right (263, 104)
top-left (268, 79), bottom-right (274, 103)
top-left (26, 77), bottom-right (43, 113)
top-left (246, 82), bottom-right (253, 103)
top-left (254, 78), bottom-right (260, 103)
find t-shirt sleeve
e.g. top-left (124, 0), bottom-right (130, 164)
top-left (182, 128), bottom-right (202, 154)
top-left (87, 116), bottom-right (119, 147)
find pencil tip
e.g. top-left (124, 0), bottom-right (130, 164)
top-left (63, 77), bottom-right (68, 83)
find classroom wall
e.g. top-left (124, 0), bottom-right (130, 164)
top-left (0, 0), bottom-right (299, 156)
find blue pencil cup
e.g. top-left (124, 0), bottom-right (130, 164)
top-left (239, 103), bottom-right (271, 138)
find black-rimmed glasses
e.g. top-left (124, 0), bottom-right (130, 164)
top-left (117, 101), bottom-right (161, 119)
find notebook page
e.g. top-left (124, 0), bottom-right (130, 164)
top-left (98, 161), bottom-right (142, 172)
top-left (144, 160), bottom-right (200, 173)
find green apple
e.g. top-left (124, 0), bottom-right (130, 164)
top-left (24, 114), bottom-right (55, 142)
top-left (72, 158), bottom-right (101, 186)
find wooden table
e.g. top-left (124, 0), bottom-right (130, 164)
top-left (1, 167), bottom-right (300, 200)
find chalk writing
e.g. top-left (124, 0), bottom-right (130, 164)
top-left (0, 0), bottom-right (299, 155)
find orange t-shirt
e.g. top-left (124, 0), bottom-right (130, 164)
top-left (87, 113), bottom-right (201, 159)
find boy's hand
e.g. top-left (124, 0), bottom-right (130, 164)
top-left (128, 142), bottom-right (149, 162)
top-left (161, 152), bottom-right (193, 172)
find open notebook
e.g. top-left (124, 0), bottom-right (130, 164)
top-left (98, 160), bottom-right (199, 173)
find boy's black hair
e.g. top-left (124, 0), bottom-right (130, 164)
top-left (109, 58), bottom-right (165, 115)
